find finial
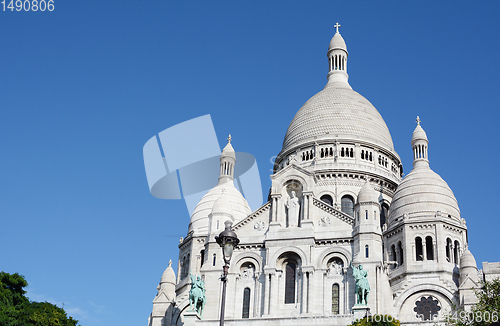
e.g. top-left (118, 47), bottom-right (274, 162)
top-left (416, 116), bottom-right (421, 125)
top-left (334, 22), bottom-right (341, 34)
top-left (227, 134), bottom-right (232, 144)
top-left (169, 259), bottom-right (172, 267)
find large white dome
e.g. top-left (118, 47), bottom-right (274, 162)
top-left (281, 83), bottom-right (395, 154)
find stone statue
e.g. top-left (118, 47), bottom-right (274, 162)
top-left (351, 262), bottom-right (370, 305)
top-left (285, 191), bottom-right (300, 227)
top-left (327, 260), bottom-right (343, 277)
top-left (189, 273), bottom-right (206, 317)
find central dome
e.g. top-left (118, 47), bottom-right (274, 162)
top-left (281, 83), bottom-right (395, 154)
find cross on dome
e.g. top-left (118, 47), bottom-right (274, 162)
top-left (227, 134), bottom-right (232, 144)
top-left (416, 116), bottom-right (421, 125)
top-left (334, 22), bottom-right (341, 34)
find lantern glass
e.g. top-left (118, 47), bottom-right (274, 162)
top-left (223, 242), bottom-right (235, 261)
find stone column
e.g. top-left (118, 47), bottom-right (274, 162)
top-left (423, 242), bottom-right (427, 260)
top-left (270, 271), bottom-right (280, 315)
top-left (301, 271), bottom-right (308, 314)
top-left (253, 272), bottom-right (261, 317)
top-left (263, 271), bottom-right (271, 315)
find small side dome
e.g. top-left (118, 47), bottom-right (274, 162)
top-left (460, 249), bottom-right (477, 269)
top-left (460, 249), bottom-right (479, 284)
top-left (159, 260), bottom-right (176, 299)
top-left (212, 190), bottom-right (233, 217)
top-left (357, 179), bottom-right (378, 203)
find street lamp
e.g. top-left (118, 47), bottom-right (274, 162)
top-left (215, 220), bottom-right (240, 326)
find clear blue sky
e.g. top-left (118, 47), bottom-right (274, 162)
top-left (1, 1), bottom-right (499, 325)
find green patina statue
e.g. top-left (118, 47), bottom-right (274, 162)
top-left (351, 262), bottom-right (370, 305)
top-left (189, 273), bottom-right (206, 317)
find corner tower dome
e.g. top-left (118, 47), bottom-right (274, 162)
top-left (389, 118), bottom-right (460, 224)
top-left (188, 136), bottom-right (251, 235)
top-left (278, 24), bottom-right (398, 175)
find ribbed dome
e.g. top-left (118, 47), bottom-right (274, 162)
top-left (329, 32), bottom-right (347, 52)
top-left (389, 164), bottom-right (460, 223)
top-left (358, 180), bottom-right (377, 203)
top-left (281, 83), bottom-right (395, 154)
top-left (188, 181), bottom-right (251, 234)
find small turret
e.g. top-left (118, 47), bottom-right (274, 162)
top-left (159, 260), bottom-right (177, 299)
top-left (149, 259), bottom-right (177, 326)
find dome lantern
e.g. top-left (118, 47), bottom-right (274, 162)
top-left (327, 23), bottom-right (349, 85)
top-left (411, 116), bottom-right (429, 168)
top-left (218, 135), bottom-right (236, 185)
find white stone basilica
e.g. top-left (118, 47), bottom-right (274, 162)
top-left (148, 26), bottom-right (497, 326)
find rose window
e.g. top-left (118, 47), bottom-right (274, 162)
top-left (414, 296), bottom-right (441, 320)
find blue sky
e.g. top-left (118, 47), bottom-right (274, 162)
top-left (1, 1), bottom-right (500, 325)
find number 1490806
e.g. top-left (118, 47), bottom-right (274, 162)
top-left (2, 0), bottom-right (54, 11)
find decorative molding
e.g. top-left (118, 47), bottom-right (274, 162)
top-left (443, 224), bottom-right (464, 234)
top-left (233, 201), bottom-right (271, 231)
top-left (409, 224), bottom-right (436, 230)
top-left (315, 238), bottom-right (352, 246)
top-left (313, 197), bottom-right (354, 225)
top-left (254, 221), bottom-right (266, 231)
top-left (385, 227), bottom-right (403, 239)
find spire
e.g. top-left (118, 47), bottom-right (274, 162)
top-left (411, 116), bottom-right (429, 168)
top-left (218, 134), bottom-right (236, 184)
top-left (327, 22), bottom-right (350, 86)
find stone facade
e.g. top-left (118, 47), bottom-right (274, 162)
top-left (147, 27), bottom-right (493, 326)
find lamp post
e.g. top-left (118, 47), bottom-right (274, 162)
top-left (215, 220), bottom-right (240, 326)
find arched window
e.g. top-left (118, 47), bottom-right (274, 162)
top-left (426, 236), bottom-right (434, 260)
top-left (416, 237), bottom-right (423, 261)
top-left (284, 261), bottom-right (296, 304)
top-left (365, 245), bottom-right (369, 258)
top-left (391, 244), bottom-right (397, 267)
top-left (200, 250), bottom-right (205, 267)
top-left (365, 210), bottom-right (368, 219)
top-left (242, 288), bottom-right (251, 318)
top-left (454, 240), bottom-right (460, 264)
top-left (398, 241), bottom-right (404, 265)
top-left (320, 194), bottom-right (333, 206)
top-left (380, 203), bottom-right (389, 228)
top-left (341, 195), bottom-right (354, 217)
top-left (213, 253), bottom-right (216, 266)
top-left (446, 238), bottom-right (452, 262)
top-left (182, 256), bottom-right (187, 278)
top-left (332, 284), bottom-right (339, 314)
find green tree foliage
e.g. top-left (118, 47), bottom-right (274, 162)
top-left (350, 315), bottom-right (401, 326)
top-left (446, 278), bottom-right (500, 326)
top-left (0, 272), bottom-right (79, 326)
